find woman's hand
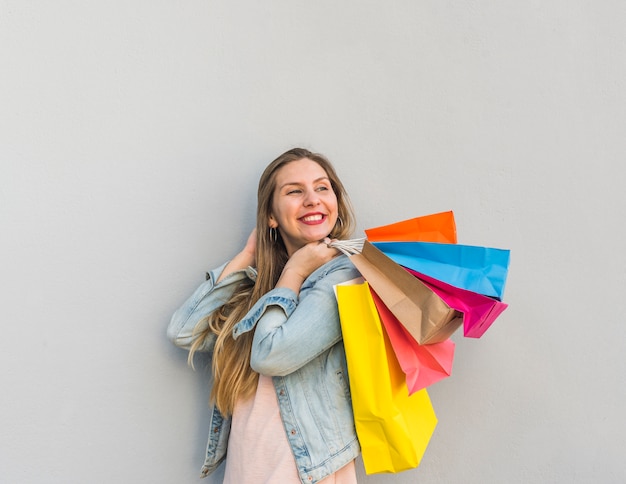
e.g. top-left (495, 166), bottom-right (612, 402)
top-left (241, 228), bottom-right (257, 267)
top-left (216, 228), bottom-right (257, 283)
top-left (276, 238), bottom-right (339, 294)
top-left (285, 238), bottom-right (339, 279)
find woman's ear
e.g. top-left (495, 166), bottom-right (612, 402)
top-left (268, 215), bottom-right (278, 229)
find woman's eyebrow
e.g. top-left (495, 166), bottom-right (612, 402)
top-left (279, 177), bottom-right (330, 189)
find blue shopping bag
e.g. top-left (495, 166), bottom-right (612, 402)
top-left (372, 241), bottom-right (510, 300)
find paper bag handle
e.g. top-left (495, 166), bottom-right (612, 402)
top-left (329, 238), bottom-right (366, 256)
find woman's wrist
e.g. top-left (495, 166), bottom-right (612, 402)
top-left (216, 251), bottom-right (255, 283)
top-left (275, 266), bottom-right (306, 294)
top-left (237, 249), bottom-right (256, 268)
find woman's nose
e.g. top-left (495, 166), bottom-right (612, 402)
top-left (303, 189), bottom-right (320, 206)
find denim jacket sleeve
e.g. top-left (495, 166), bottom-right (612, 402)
top-left (167, 262), bottom-right (257, 352)
top-left (234, 255), bottom-right (360, 377)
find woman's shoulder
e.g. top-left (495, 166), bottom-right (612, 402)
top-left (309, 254), bottom-right (360, 285)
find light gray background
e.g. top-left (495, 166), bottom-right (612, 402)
top-left (1, 1), bottom-right (624, 483)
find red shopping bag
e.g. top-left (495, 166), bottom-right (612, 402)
top-left (370, 288), bottom-right (455, 394)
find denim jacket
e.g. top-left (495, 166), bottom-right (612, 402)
top-left (167, 255), bottom-right (361, 484)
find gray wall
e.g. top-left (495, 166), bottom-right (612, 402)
top-left (1, 1), bottom-right (624, 483)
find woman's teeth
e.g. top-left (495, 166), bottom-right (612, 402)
top-left (301, 214), bottom-right (323, 222)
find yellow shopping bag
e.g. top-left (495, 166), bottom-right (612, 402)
top-left (336, 281), bottom-right (438, 474)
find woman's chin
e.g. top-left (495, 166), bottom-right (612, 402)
top-left (304, 228), bottom-right (332, 242)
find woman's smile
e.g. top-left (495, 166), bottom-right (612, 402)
top-left (299, 212), bottom-right (327, 224)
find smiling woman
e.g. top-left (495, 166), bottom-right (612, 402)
top-left (167, 148), bottom-right (361, 483)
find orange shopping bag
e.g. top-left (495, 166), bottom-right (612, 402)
top-left (365, 211), bottom-right (457, 243)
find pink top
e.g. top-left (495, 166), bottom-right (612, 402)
top-left (223, 374), bottom-right (357, 484)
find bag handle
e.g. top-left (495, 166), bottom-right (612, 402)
top-left (329, 238), bottom-right (366, 256)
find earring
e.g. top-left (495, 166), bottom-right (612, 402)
top-left (269, 227), bottom-right (278, 243)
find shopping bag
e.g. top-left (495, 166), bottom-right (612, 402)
top-left (370, 288), bottom-right (455, 394)
top-left (365, 211), bottom-right (457, 243)
top-left (406, 267), bottom-right (509, 338)
top-left (336, 281), bottom-right (438, 474)
top-left (330, 239), bottom-right (463, 345)
top-left (372, 241), bottom-right (511, 300)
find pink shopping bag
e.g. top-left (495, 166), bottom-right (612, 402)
top-left (405, 268), bottom-right (508, 338)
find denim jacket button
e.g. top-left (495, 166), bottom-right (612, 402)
top-left (245, 266), bottom-right (258, 281)
top-left (290, 429), bottom-right (297, 435)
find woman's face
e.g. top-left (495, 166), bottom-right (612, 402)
top-left (269, 158), bottom-right (339, 256)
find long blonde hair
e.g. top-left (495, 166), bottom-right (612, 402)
top-left (189, 148), bottom-right (355, 415)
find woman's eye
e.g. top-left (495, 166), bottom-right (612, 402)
top-left (286, 189), bottom-right (302, 195)
top-left (316, 186), bottom-right (329, 192)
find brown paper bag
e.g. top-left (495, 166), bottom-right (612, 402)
top-left (332, 240), bottom-right (462, 344)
